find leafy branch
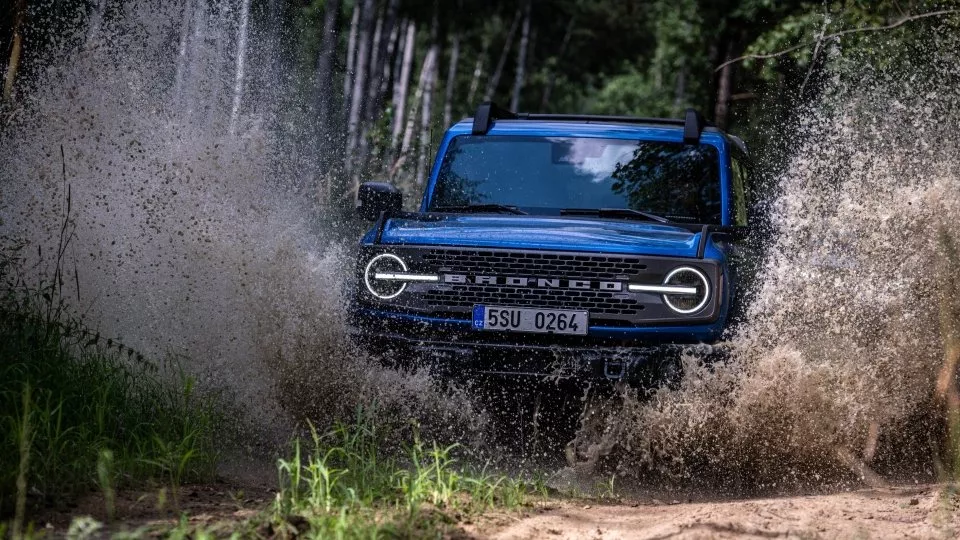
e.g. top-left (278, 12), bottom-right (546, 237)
top-left (715, 8), bottom-right (959, 72)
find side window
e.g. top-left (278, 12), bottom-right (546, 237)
top-left (731, 157), bottom-right (751, 226)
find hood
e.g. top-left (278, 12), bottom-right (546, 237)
top-left (376, 215), bottom-right (703, 257)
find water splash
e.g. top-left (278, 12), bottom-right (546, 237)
top-left (0, 0), bottom-right (483, 447)
top-left (573, 32), bottom-right (960, 489)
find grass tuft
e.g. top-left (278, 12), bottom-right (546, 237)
top-left (0, 237), bottom-right (221, 524)
top-left (267, 408), bottom-right (540, 537)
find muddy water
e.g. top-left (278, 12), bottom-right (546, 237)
top-left (0, 1), bottom-right (482, 448)
top-left (573, 34), bottom-right (960, 489)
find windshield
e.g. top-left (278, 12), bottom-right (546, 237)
top-left (429, 135), bottom-right (722, 224)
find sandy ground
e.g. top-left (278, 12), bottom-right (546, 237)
top-left (483, 485), bottom-right (960, 540)
top-left (32, 482), bottom-right (960, 538)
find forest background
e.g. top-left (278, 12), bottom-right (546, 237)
top-left (2, 0), bottom-right (958, 219)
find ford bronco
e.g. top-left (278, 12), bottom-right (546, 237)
top-left (348, 103), bottom-right (753, 382)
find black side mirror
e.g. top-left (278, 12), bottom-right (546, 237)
top-left (357, 182), bottom-right (402, 221)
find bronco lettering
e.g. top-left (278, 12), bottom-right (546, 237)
top-left (442, 274), bottom-right (623, 291)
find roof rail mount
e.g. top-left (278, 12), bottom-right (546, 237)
top-left (471, 103), bottom-right (709, 143)
top-left (683, 108), bottom-right (705, 145)
top-left (472, 102), bottom-right (517, 135)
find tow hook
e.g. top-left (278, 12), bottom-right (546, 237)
top-left (603, 359), bottom-right (628, 380)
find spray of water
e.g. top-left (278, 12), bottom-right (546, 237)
top-left (0, 1), bottom-right (483, 448)
top-left (571, 32), bottom-right (960, 489)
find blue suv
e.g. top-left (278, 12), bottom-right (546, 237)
top-left (348, 103), bottom-right (754, 382)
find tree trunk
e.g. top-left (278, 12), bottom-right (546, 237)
top-left (345, 0), bottom-right (376, 177)
top-left (367, 10), bottom-right (385, 104)
top-left (442, 32), bottom-right (461, 128)
top-left (315, 0), bottom-right (342, 134)
top-left (380, 21), bottom-right (400, 96)
top-left (416, 43), bottom-right (439, 184)
top-left (3, 0), bottom-right (27, 103)
top-left (466, 37), bottom-right (489, 108)
top-left (540, 16), bottom-right (573, 111)
top-left (313, 0), bottom-right (342, 208)
top-left (356, 0), bottom-right (400, 177)
top-left (483, 8), bottom-right (521, 103)
top-left (343, 2), bottom-right (361, 113)
top-left (399, 44), bottom-right (437, 173)
top-left (366, 0), bottom-right (400, 121)
top-left (229, 0), bottom-right (252, 136)
top-left (714, 42), bottom-right (733, 130)
top-left (391, 21), bottom-right (416, 150)
top-left (510, 0), bottom-right (532, 112)
top-left (673, 65), bottom-right (688, 115)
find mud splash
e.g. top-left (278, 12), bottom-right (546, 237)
top-left (575, 33), bottom-right (960, 489)
top-left (0, 1), bottom-right (483, 447)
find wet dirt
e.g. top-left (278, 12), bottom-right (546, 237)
top-left (34, 477), bottom-right (959, 538)
top-left (482, 485), bottom-right (959, 540)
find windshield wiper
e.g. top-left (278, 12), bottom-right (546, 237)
top-left (560, 207), bottom-right (672, 223)
top-left (433, 204), bottom-right (528, 215)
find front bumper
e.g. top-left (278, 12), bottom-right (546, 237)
top-left (348, 307), bottom-right (722, 380)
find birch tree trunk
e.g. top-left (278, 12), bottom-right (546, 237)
top-left (354, 1), bottom-right (391, 184)
top-left (367, 12), bottom-right (385, 104)
top-left (398, 46), bottom-right (437, 172)
top-left (343, 3), bottom-right (361, 113)
top-left (345, 0), bottom-right (376, 177)
top-left (359, 0), bottom-right (400, 176)
top-left (483, 8), bottom-right (521, 103)
top-left (466, 37), bottom-right (489, 108)
top-left (367, 0), bottom-right (399, 118)
top-left (229, 0), bottom-right (252, 136)
top-left (380, 23), bottom-right (400, 96)
top-left (391, 21), bottom-right (417, 150)
top-left (510, 0), bottom-right (532, 112)
top-left (442, 32), bottom-right (461, 128)
top-left (415, 44), bottom-right (439, 184)
top-left (3, 0), bottom-right (26, 103)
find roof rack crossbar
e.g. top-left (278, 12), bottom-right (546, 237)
top-left (471, 103), bottom-right (711, 142)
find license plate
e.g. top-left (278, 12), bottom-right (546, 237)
top-left (472, 305), bottom-right (588, 335)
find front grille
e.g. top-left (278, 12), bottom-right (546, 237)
top-left (421, 249), bottom-right (647, 280)
top-left (420, 249), bottom-right (649, 317)
top-left (423, 286), bottom-right (643, 316)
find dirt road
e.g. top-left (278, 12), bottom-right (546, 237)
top-left (485, 485), bottom-right (959, 539)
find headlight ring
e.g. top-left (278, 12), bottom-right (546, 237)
top-left (363, 253), bottom-right (408, 300)
top-left (661, 266), bottom-right (710, 314)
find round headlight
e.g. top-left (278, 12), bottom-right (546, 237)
top-left (662, 266), bottom-right (710, 314)
top-left (364, 254), bottom-right (408, 299)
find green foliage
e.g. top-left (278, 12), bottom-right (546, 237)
top-left (266, 409), bottom-right (540, 537)
top-left (0, 241), bottom-right (221, 521)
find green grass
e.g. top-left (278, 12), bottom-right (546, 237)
top-left (117, 411), bottom-right (546, 539)
top-left (0, 239), bottom-right (221, 531)
top-left (263, 410), bottom-right (542, 538)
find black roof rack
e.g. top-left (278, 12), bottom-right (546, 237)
top-left (471, 102), bottom-right (710, 144)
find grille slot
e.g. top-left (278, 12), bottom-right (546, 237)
top-left (421, 250), bottom-right (647, 280)
top-left (420, 249), bottom-right (649, 317)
